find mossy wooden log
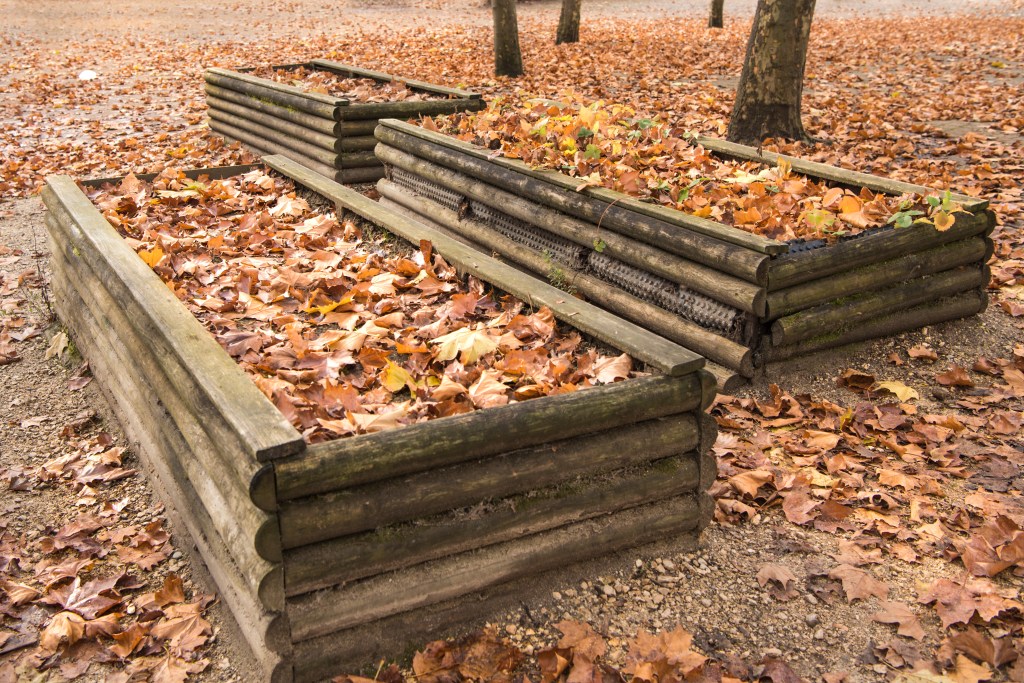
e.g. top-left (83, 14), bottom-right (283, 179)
top-left (770, 265), bottom-right (989, 346)
top-left (374, 121), bottom-right (772, 283)
top-left (767, 210), bottom-right (993, 290)
top-left (283, 451), bottom-right (704, 595)
top-left (205, 83), bottom-right (337, 136)
top-left (279, 414), bottom-right (699, 548)
top-left (337, 98), bottom-right (486, 120)
top-left (209, 108), bottom-right (340, 167)
top-left (310, 59), bottom-right (483, 100)
top-left (46, 262), bottom-right (290, 673)
top-left (287, 495), bottom-right (702, 643)
top-left (205, 68), bottom-right (345, 119)
top-left (42, 177), bottom-right (303, 465)
top-left (764, 288), bottom-right (988, 362)
top-left (274, 372), bottom-right (705, 500)
top-left (376, 144), bottom-right (766, 314)
top-left (48, 226), bottom-right (284, 587)
top-left (207, 97), bottom-right (338, 153)
top-left (337, 119), bottom-right (379, 136)
top-left (264, 153), bottom-right (707, 379)
top-left (696, 135), bottom-right (989, 211)
top-left (376, 181), bottom-right (755, 374)
top-left (764, 236), bottom-right (991, 318)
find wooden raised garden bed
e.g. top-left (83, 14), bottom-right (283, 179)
top-left (373, 119), bottom-right (994, 390)
top-left (42, 156), bottom-right (716, 683)
top-left (204, 60), bottom-right (485, 185)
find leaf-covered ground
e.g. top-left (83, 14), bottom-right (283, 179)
top-left (1, 0), bottom-right (1023, 681)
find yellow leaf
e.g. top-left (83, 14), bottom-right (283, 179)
top-left (430, 327), bottom-right (498, 365)
top-left (874, 380), bottom-right (919, 402)
top-left (380, 361), bottom-right (416, 393)
top-left (838, 195), bottom-right (862, 214)
top-left (304, 296), bottom-right (352, 316)
top-left (139, 247), bottom-right (163, 267)
top-left (933, 210), bottom-right (955, 232)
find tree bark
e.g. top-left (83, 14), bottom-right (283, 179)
top-left (492, 0), bottom-right (524, 77)
top-left (556, 0), bottom-right (583, 44)
top-left (727, 0), bottom-right (816, 144)
top-left (708, 0), bottom-right (724, 28)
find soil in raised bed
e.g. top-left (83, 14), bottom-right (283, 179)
top-left (250, 65), bottom-right (455, 102)
top-left (84, 168), bottom-right (643, 443)
top-left (432, 93), bottom-right (968, 243)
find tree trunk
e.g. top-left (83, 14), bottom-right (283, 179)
top-left (556, 0), bottom-right (583, 44)
top-left (492, 0), bottom-right (524, 77)
top-left (708, 0), bottom-right (724, 28)
top-left (727, 0), bottom-right (816, 145)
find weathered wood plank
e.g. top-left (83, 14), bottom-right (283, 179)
top-left (283, 451), bottom-right (703, 595)
top-left (204, 83), bottom-right (338, 136)
top-left (374, 121), bottom-right (776, 275)
top-left (205, 67), bottom-right (345, 117)
top-left (47, 261), bottom-right (290, 664)
top-left (274, 372), bottom-right (704, 501)
top-left (764, 289), bottom-right (988, 362)
top-left (376, 145), bottom-right (767, 313)
top-left (279, 414), bottom-right (700, 548)
top-left (287, 495), bottom-right (702, 642)
top-left (207, 97), bottom-right (339, 153)
top-left (264, 153), bottom-right (706, 377)
top-left (336, 98), bottom-right (486, 120)
top-left (209, 107), bottom-right (340, 167)
top-left (42, 178), bottom-right (304, 465)
top-left (310, 59), bottom-right (483, 99)
top-left (210, 122), bottom-right (344, 183)
top-left (767, 210), bottom-right (992, 290)
top-left (48, 222), bottom-right (284, 579)
top-left (771, 265), bottom-right (988, 346)
top-left (764, 236), bottom-right (990, 318)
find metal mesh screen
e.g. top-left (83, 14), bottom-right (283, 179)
top-left (390, 166), bottom-right (464, 213)
top-left (471, 201), bottom-right (588, 270)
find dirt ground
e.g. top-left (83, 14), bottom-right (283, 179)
top-left (1, 1), bottom-right (1023, 682)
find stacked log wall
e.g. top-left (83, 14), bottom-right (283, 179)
top-left (45, 159), bottom-right (718, 682)
top-left (373, 119), bottom-right (993, 387)
top-left (204, 62), bottom-right (485, 185)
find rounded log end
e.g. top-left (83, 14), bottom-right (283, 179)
top-left (258, 565), bottom-right (286, 613)
top-left (255, 518), bottom-right (284, 563)
top-left (250, 464), bottom-right (278, 512)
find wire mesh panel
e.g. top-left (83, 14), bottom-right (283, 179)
top-left (589, 252), bottom-right (751, 343)
top-left (470, 201), bottom-right (588, 270)
top-left (390, 166), bottom-right (465, 213)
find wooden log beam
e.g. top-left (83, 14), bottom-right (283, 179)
top-left (764, 289), bottom-right (988, 362)
top-left (765, 236), bottom-right (990, 318)
top-left (376, 145), bottom-right (766, 314)
top-left (47, 263), bottom-right (290, 662)
top-left (207, 97), bottom-right (338, 153)
top-left (310, 59), bottom-right (483, 100)
top-left (767, 210), bottom-right (993, 290)
top-left (274, 372), bottom-right (704, 501)
top-left (771, 265), bottom-right (989, 346)
top-left (696, 135), bottom-right (988, 211)
top-left (263, 153), bottom-right (706, 379)
top-left (336, 98), bottom-right (486, 121)
top-left (209, 108), bottom-right (340, 168)
top-left (41, 178), bottom-right (303, 465)
top-left (204, 83), bottom-right (337, 136)
top-left (337, 119), bottom-right (379, 137)
top-left (279, 414), bottom-right (699, 548)
top-left (210, 122), bottom-right (343, 186)
top-left (374, 121), bottom-right (775, 277)
top-left (287, 495), bottom-right (702, 642)
top-left (284, 451), bottom-right (702, 595)
top-left (377, 182), bottom-right (755, 374)
top-left (47, 224), bottom-right (283, 569)
top-left (205, 68), bottom-right (345, 119)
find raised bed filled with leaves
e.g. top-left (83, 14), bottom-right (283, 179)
top-left (204, 60), bottom-right (485, 185)
top-left (373, 107), bottom-right (994, 388)
top-left (42, 155), bottom-right (716, 682)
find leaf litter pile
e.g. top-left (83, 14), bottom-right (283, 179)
top-left (432, 93), bottom-right (965, 243)
top-left (249, 66), bottom-right (453, 102)
top-left (86, 168), bottom-right (639, 442)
